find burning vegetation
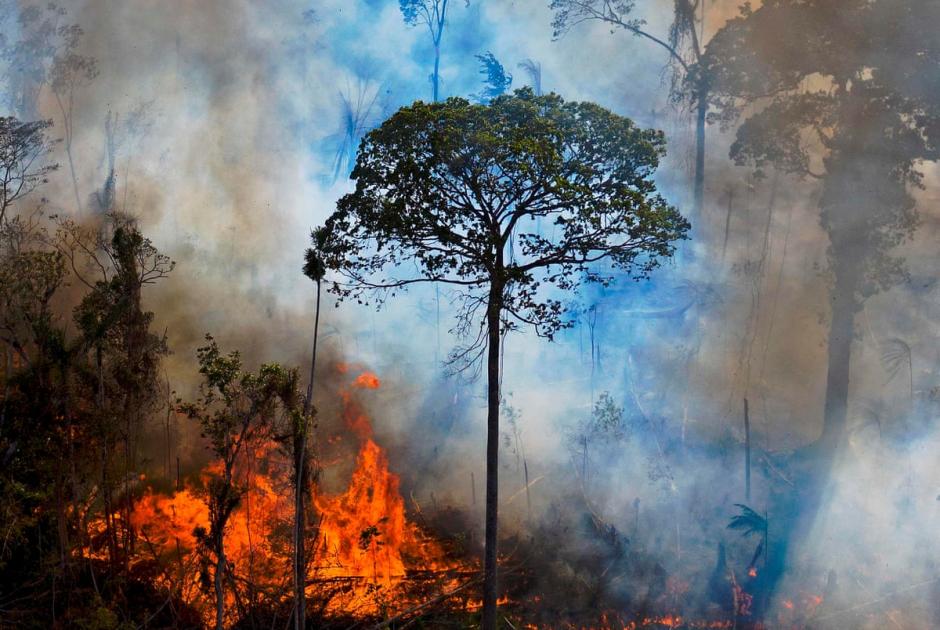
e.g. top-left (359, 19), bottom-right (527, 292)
top-left (3, 0), bottom-right (940, 629)
top-left (101, 369), bottom-right (476, 627)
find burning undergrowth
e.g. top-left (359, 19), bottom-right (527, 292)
top-left (85, 367), bottom-right (478, 628)
top-left (73, 357), bottom-right (828, 630)
top-left (23, 340), bottom-right (933, 629)
top-left (24, 328), bottom-right (934, 630)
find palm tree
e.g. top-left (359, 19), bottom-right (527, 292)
top-left (291, 229), bottom-right (327, 630)
top-left (881, 338), bottom-right (914, 407)
top-left (331, 81), bottom-right (380, 182)
top-left (728, 503), bottom-right (768, 570)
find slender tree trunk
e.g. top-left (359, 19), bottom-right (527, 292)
top-left (693, 91), bottom-right (707, 220)
top-left (55, 92), bottom-right (83, 213)
top-left (292, 432), bottom-right (307, 630)
top-left (432, 44), bottom-right (441, 103)
top-left (481, 281), bottom-right (502, 630)
top-left (215, 536), bottom-right (226, 630)
top-left (294, 279), bottom-right (320, 630)
top-left (753, 257), bottom-right (860, 619)
top-left (744, 398), bottom-right (751, 502)
top-left (1, 346), bottom-right (10, 431)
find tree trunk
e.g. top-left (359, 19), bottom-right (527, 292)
top-left (432, 44), bottom-right (441, 102)
top-left (294, 279), bottom-right (320, 630)
top-left (215, 537), bottom-right (226, 630)
top-left (752, 257), bottom-right (860, 619)
top-left (481, 282), bottom-right (502, 630)
top-left (744, 398), bottom-right (751, 502)
top-left (292, 431), bottom-right (307, 630)
top-left (820, 263), bottom-right (858, 450)
top-left (693, 92), bottom-right (707, 220)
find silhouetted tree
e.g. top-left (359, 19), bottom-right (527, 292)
top-left (287, 231), bottom-right (328, 630)
top-left (551, 0), bottom-right (712, 218)
top-left (314, 88), bottom-right (687, 629)
top-left (399, 0), bottom-right (469, 102)
top-left (0, 3), bottom-right (83, 120)
top-left (0, 5), bottom-right (99, 211)
top-left (702, 0), bottom-right (939, 451)
top-left (65, 213), bottom-right (174, 570)
top-left (474, 51), bottom-right (512, 103)
top-left (179, 337), bottom-right (289, 630)
top-left (49, 41), bottom-right (97, 211)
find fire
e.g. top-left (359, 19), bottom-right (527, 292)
top-left (312, 370), bottom-right (463, 615)
top-left (353, 371), bottom-right (381, 389)
top-left (465, 595), bottom-right (511, 612)
top-left (95, 369), bottom-right (468, 626)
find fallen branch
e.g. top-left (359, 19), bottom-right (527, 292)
top-left (369, 576), bottom-right (482, 630)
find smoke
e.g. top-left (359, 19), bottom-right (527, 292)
top-left (6, 0), bottom-right (940, 624)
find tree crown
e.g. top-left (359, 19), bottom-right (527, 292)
top-left (700, 0), bottom-right (940, 299)
top-left (317, 89), bottom-right (687, 354)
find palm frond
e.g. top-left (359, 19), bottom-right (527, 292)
top-left (474, 52), bottom-right (512, 103)
top-left (727, 503), bottom-right (767, 538)
top-left (517, 58), bottom-right (542, 95)
top-left (880, 338), bottom-right (911, 383)
top-left (331, 80), bottom-right (381, 182)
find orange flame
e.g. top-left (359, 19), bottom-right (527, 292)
top-left (93, 368), bottom-right (467, 625)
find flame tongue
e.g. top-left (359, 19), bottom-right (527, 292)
top-left (314, 371), bottom-right (460, 613)
top-left (315, 438), bottom-right (409, 582)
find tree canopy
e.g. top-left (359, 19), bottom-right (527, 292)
top-left (319, 88), bottom-right (688, 354)
top-left (702, 0), bottom-right (940, 302)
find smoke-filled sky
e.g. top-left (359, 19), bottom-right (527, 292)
top-left (22, 0), bottom-right (714, 422)
top-left (9, 1), bottom-right (940, 618)
top-left (11, 0), bottom-right (940, 462)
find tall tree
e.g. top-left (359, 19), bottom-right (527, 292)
top-left (314, 88), bottom-right (687, 629)
top-left (701, 0), bottom-right (940, 612)
top-left (287, 232), bottom-right (328, 630)
top-left (0, 3), bottom-right (80, 120)
top-left (399, 0), bottom-right (468, 102)
top-left (66, 214), bottom-right (174, 571)
top-left (703, 0), bottom-right (939, 451)
top-left (49, 42), bottom-right (97, 212)
top-left (551, 0), bottom-right (711, 219)
top-left (1, 3), bottom-right (100, 211)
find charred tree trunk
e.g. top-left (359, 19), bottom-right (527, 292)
top-left (481, 279), bottom-right (503, 630)
top-left (744, 398), bottom-right (751, 502)
top-left (214, 532), bottom-right (226, 630)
